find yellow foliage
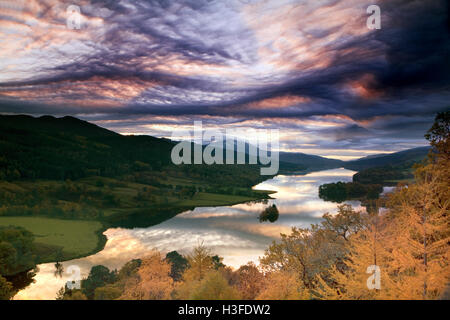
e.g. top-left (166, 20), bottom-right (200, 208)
top-left (316, 221), bottom-right (389, 300)
top-left (190, 271), bottom-right (240, 300)
top-left (257, 271), bottom-right (310, 300)
top-left (182, 244), bottom-right (215, 282)
top-left (235, 262), bottom-right (264, 300)
top-left (318, 160), bottom-right (449, 300)
top-left (381, 164), bottom-right (450, 299)
top-left (120, 251), bottom-right (174, 300)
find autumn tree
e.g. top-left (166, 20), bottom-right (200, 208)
top-left (234, 262), bottom-right (264, 300)
top-left (260, 205), bottom-right (365, 291)
top-left (321, 204), bottom-right (366, 241)
top-left (182, 244), bottom-right (215, 282)
top-left (120, 251), bottom-right (174, 300)
top-left (117, 259), bottom-right (141, 281)
top-left (257, 271), bottom-right (309, 300)
top-left (381, 164), bottom-right (449, 299)
top-left (189, 271), bottom-right (240, 300)
top-left (371, 113), bottom-right (450, 299)
top-left (174, 245), bottom-right (231, 299)
top-left (316, 218), bottom-right (390, 300)
top-left (320, 112), bottom-right (450, 300)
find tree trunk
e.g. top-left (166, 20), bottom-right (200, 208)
top-left (422, 207), bottom-right (427, 299)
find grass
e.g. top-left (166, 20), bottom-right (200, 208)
top-left (177, 192), bottom-right (259, 206)
top-left (0, 181), bottom-right (26, 193)
top-left (0, 217), bottom-right (104, 263)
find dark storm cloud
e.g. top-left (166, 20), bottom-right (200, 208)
top-left (0, 0), bottom-right (448, 156)
top-left (2, 0), bottom-right (448, 114)
top-left (373, 0), bottom-right (450, 93)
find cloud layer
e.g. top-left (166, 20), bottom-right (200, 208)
top-left (0, 0), bottom-right (449, 159)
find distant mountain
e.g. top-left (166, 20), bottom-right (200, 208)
top-left (202, 136), bottom-right (431, 174)
top-left (344, 146), bottom-right (430, 170)
top-left (279, 152), bottom-right (344, 170)
top-left (216, 141), bottom-right (342, 171)
top-left (0, 114), bottom-right (431, 181)
top-left (357, 153), bottom-right (390, 160)
top-left (278, 146), bottom-right (430, 173)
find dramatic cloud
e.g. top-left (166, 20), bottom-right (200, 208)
top-left (0, 0), bottom-right (448, 159)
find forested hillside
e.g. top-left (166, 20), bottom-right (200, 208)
top-left (344, 146), bottom-right (430, 171)
top-left (0, 115), bottom-right (173, 180)
top-left (279, 151), bottom-right (343, 170)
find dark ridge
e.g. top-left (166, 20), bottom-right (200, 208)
top-left (344, 146), bottom-right (430, 170)
top-left (0, 114), bottom-right (119, 138)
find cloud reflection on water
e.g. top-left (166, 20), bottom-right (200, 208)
top-left (15, 168), bottom-right (359, 299)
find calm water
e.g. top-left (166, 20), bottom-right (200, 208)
top-left (15, 168), bottom-right (363, 300)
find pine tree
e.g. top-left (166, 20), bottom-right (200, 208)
top-left (319, 113), bottom-right (450, 300)
top-left (182, 244), bottom-right (215, 282)
top-left (382, 163), bottom-right (449, 299)
top-left (173, 245), bottom-right (217, 299)
top-left (316, 210), bottom-right (389, 300)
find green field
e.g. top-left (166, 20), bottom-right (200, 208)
top-left (177, 190), bottom-right (274, 207)
top-left (0, 217), bottom-right (104, 263)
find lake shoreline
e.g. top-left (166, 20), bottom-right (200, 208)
top-left (49, 188), bottom-right (277, 264)
top-left (14, 168), bottom-right (363, 299)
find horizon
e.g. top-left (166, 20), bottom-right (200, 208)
top-left (0, 0), bottom-right (448, 160)
top-left (0, 112), bottom-right (431, 161)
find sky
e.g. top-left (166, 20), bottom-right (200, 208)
top-left (0, 0), bottom-right (449, 160)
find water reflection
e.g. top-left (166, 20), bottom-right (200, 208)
top-left (53, 262), bottom-right (64, 278)
top-left (258, 204), bottom-right (279, 223)
top-left (15, 168), bottom-right (361, 300)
